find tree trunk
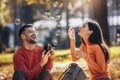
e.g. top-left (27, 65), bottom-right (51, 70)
top-left (92, 0), bottom-right (110, 46)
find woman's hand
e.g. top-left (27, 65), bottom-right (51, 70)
top-left (68, 27), bottom-right (75, 39)
top-left (75, 50), bottom-right (87, 59)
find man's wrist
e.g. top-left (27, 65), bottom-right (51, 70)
top-left (39, 62), bottom-right (44, 67)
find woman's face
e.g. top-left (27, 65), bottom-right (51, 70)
top-left (78, 23), bottom-right (92, 39)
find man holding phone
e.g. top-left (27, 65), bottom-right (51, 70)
top-left (13, 24), bottom-right (55, 80)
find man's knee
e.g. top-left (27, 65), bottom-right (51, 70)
top-left (38, 69), bottom-right (52, 80)
top-left (12, 69), bottom-right (27, 80)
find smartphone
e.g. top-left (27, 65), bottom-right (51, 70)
top-left (44, 43), bottom-right (52, 54)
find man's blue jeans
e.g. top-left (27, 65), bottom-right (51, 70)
top-left (12, 69), bottom-right (52, 80)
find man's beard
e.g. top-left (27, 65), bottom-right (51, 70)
top-left (29, 40), bottom-right (37, 44)
top-left (27, 38), bottom-right (37, 44)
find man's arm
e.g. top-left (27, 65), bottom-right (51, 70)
top-left (43, 50), bottom-right (54, 70)
top-left (43, 58), bottom-right (54, 70)
top-left (13, 53), bottom-right (43, 80)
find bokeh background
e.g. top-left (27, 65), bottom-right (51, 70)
top-left (0, 0), bottom-right (120, 80)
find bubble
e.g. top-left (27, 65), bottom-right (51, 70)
top-left (50, 17), bottom-right (55, 20)
top-left (55, 9), bottom-right (60, 14)
top-left (15, 18), bottom-right (21, 25)
top-left (52, 47), bottom-right (56, 50)
top-left (52, 39), bottom-right (58, 45)
top-left (55, 15), bottom-right (61, 21)
top-left (53, 1), bottom-right (59, 8)
top-left (48, 27), bottom-right (52, 31)
top-left (46, 12), bottom-right (51, 18)
top-left (55, 30), bottom-right (61, 36)
top-left (59, 3), bottom-right (63, 8)
top-left (68, 3), bottom-right (72, 10)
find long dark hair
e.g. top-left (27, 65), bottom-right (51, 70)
top-left (82, 20), bottom-right (110, 63)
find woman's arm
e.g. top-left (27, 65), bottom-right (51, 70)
top-left (70, 39), bottom-right (80, 61)
top-left (68, 28), bottom-right (80, 61)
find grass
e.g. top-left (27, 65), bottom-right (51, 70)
top-left (0, 46), bottom-right (120, 63)
top-left (0, 54), bottom-right (13, 64)
top-left (0, 46), bottom-right (120, 80)
top-left (110, 46), bottom-right (120, 58)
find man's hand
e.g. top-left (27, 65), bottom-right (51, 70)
top-left (39, 50), bottom-right (51, 66)
top-left (49, 48), bottom-right (55, 59)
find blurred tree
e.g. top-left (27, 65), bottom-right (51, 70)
top-left (92, 0), bottom-right (110, 46)
top-left (20, 1), bottom-right (47, 23)
top-left (0, 23), bottom-right (4, 53)
top-left (0, 0), bottom-right (12, 25)
top-left (2, 26), bottom-right (11, 48)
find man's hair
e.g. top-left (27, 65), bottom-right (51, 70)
top-left (18, 24), bottom-right (34, 39)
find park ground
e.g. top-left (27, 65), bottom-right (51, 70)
top-left (0, 46), bottom-right (120, 80)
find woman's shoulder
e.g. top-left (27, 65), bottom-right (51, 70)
top-left (88, 44), bottom-right (100, 50)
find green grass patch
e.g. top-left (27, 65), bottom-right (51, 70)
top-left (0, 54), bottom-right (13, 64)
top-left (0, 46), bottom-right (120, 63)
top-left (54, 49), bottom-right (72, 62)
top-left (0, 46), bottom-right (120, 80)
top-left (110, 46), bottom-right (120, 58)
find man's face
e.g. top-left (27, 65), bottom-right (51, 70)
top-left (22, 27), bottom-right (37, 44)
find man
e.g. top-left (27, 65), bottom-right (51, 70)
top-left (13, 24), bottom-right (54, 80)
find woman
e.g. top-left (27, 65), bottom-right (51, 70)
top-left (68, 20), bottom-right (111, 80)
